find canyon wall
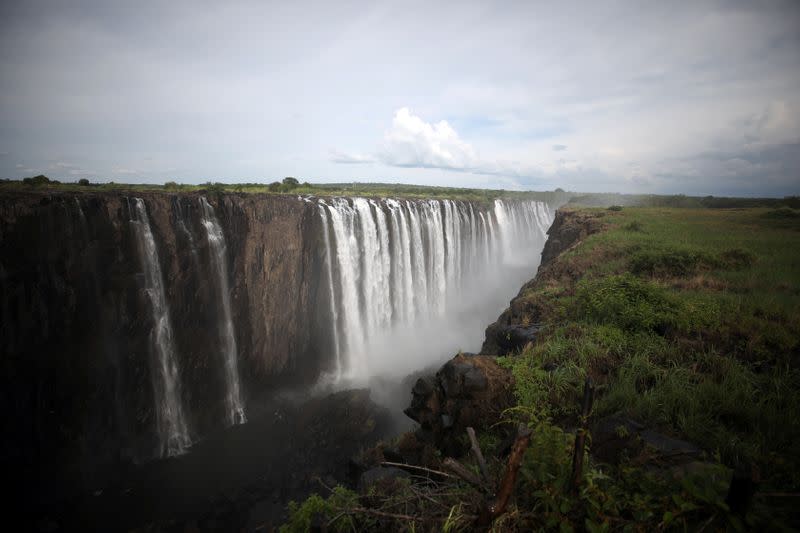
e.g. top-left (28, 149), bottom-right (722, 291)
top-left (0, 191), bottom-right (328, 498)
top-left (0, 190), bottom-right (555, 504)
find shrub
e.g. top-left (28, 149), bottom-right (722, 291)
top-left (282, 176), bottom-right (299, 188)
top-left (164, 181), bottom-right (180, 190)
top-left (623, 220), bottom-right (644, 232)
top-left (577, 274), bottom-right (679, 333)
top-left (718, 248), bottom-right (756, 270)
top-left (629, 247), bottom-right (715, 277)
top-left (268, 181), bottom-right (282, 192)
top-left (22, 174), bottom-right (52, 186)
top-left (281, 486), bottom-right (362, 533)
top-left (78, 178), bottom-right (91, 186)
top-left (607, 205), bottom-right (623, 211)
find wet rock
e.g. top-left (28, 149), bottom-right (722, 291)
top-left (405, 353), bottom-right (514, 456)
top-left (483, 323), bottom-right (542, 355)
top-left (592, 414), bottom-right (703, 466)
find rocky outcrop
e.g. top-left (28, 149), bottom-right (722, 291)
top-left (0, 190), bottom-right (330, 500)
top-left (481, 208), bottom-right (603, 355)
top-left (404, 353), bottom-right (515, 456)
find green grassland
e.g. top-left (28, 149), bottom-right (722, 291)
top-left (495, 206), bottom-right (800, 530)
top-left (282, 206), bottom-right (799, 531)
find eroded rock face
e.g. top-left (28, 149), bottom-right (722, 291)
top-left (405, 353), bottom-right (515, 456)
top-left (0, 191), bottom-right (329, 501)
top-left (481, 208), bottom-right (602, 355)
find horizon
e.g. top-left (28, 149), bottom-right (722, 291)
top-left (1, 1), bottom-right (799, 197)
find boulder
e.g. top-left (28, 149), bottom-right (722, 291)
top-left (483, 323), bottom-right (542, 355)
top-left (591, 414), bottom-right (703, 466)
top-left (405, 353), bottom-right (515, 456)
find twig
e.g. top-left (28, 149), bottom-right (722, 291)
top-left (466, 427), bottom-right (491, 484)
top-left (443, 458), bottom-right (485, 489)
top-left (380, 461), bottom-right (454, 479)
top-left (337, 507), bottom-right (424, 522)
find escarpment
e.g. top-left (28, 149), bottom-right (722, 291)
top-left (481, 208), bottom-right (603, 355)
top-left (0, 191), bottom-right (328, 497)
top-left (0, 190), bottom-right (557, 504)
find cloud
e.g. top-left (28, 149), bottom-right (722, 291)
top-left (552, 144), bottom-right (567, 151)
top-left (329, 149), bottom-right (374, 164)
top-left (378, 108), bottom-right (478, 170)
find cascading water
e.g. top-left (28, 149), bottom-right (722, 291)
top-left (199, 197), bottom-right (247, 426)
top-left (130, 198), bottom-right (192, 457)
top-left (319, 198), bottom-right (554, 381)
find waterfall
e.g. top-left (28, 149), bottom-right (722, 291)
top-left (319, 197), bottom-right (554, 380)
top-left (199, 197), bottom-right (246, 426)
top-left (319, 201), bottom-right (342, 379)
top-left (130, 198), bottom-right (191, 457)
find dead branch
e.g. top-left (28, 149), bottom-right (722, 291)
top-left (475, 423), bottom-right (533, 526)
top-left (466, 426), bottom-right (491, 484)
top-left (443, 457), bottom-right (485, 489)
top-left (380, 461), bottom-right (454, 479)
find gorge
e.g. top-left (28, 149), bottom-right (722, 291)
top-left (0, 190), bottom-right (556, 528)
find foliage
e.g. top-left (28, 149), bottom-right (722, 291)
top-left (22, 174), bottom-right (59, 186)
top-left (78, 178), bottom-right (91, 186)
top-left (280, 486), bottom-right (362, 533)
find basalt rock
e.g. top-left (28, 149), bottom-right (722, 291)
top-left (481, 208), bottom-right (602, 355)
top-left (404, 353), bottom-right (515, 456)
top-left (0, 190), bottom-right (329, 505)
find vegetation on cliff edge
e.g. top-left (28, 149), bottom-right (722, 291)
top-left (282, 206), bottom-right (799, 531)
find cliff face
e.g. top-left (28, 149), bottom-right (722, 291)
top-left (0, 191), bottom-right (328, 497)
top-left (481, 208), bottom-right (603, 355)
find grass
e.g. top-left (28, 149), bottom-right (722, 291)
top-left (505, 206), bottom-right (800, 485)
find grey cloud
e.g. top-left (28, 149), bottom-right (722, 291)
top-left (552, 144), bottom-right (567, 151)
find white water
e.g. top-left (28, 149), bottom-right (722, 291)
top-left (130, 198), bottom-right (192, 457)
top-left (319, 198), bottom-right (554, 381)
top-left (199, 197), bottom-right (247, 426)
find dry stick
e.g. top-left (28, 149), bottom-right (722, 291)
top-left (475, 423), bottom-right (533, 526)
top-left (337, 507), bottom-right (424, 522)
top-left (443, 457), bottom-right (485, 489)
top-left (466, 426), bottom-right (491, 485)
top-left (569, 377), bottom-right (595, 495)
top-left (380, 461), bottom-right (454, 479)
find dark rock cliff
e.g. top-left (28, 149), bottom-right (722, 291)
top-left (481, 208), bottom-right (603, 355)
top-left (0, 191), bottom-right (330, 500)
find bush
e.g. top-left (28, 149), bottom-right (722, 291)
top-left (22, 174), bottom-right (52, 186)
top-left (268, 181), bottom-right (282, 192)
top-left (607, 205), bottom-right (623, 211)
top-left (282, 177), bottom-right (299, 189)
top-left (623, 220), bottom-right (644, 232)
top-left (718, 248), bottom-right (756, 270)
top-left (203, 181), bottom-right (225, 194)
top-left (78, 178), bottom-right (91, 186)
top-left (164, 181), bottom-right (180, 190)
top-left (281, 486), bottom-right (361, 533)
top-left (629, 247), bottom-right (715, 277)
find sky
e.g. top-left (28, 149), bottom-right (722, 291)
top-left (1, 0), bottom-right (799, 196)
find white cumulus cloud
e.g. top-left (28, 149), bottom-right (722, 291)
top-left (379, 108), bottom-right (478, 170)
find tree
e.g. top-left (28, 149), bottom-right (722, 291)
top-left (164, 181), bottom-right (179, 190)
top-left (22, 174), bottom-right (52, 186)
top-left (282, 177), bottom-right (299, 188)
top-left (78, 178), bottom-right (90, 186)
top-left (268, 181), bottom-right (282, 192)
